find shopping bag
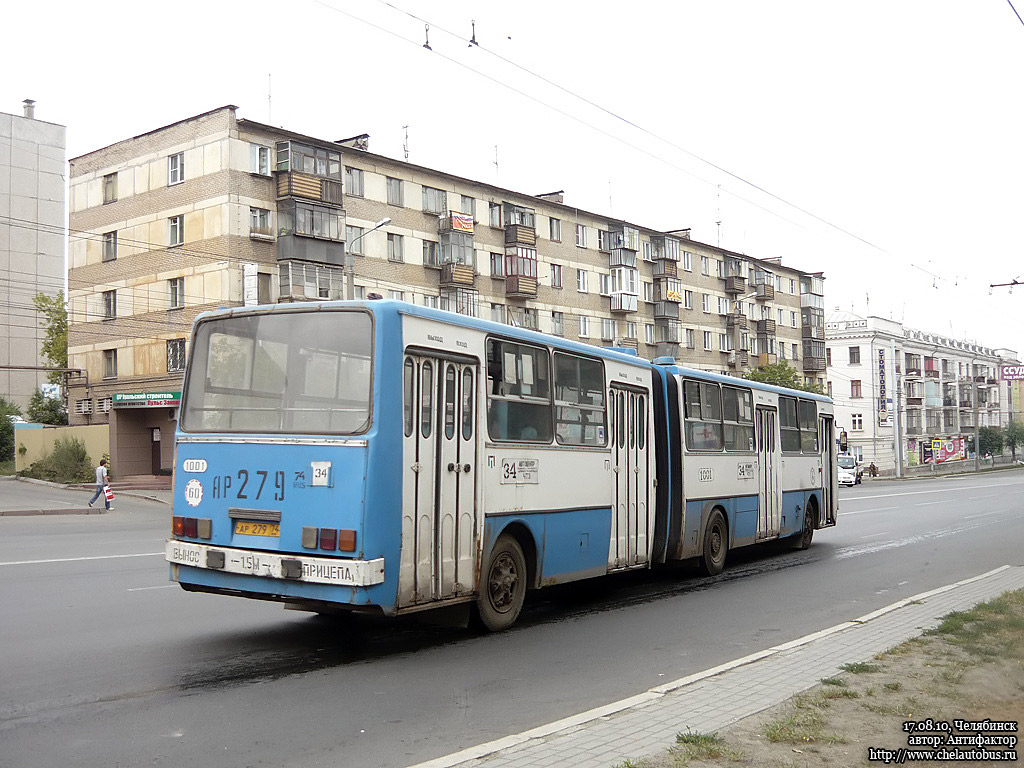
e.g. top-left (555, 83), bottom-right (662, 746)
top-left (104, 485), bottom-right (114, 503)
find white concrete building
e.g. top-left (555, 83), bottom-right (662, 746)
top-left (0, 100), bottom-right (66, 409)
top-left (825, 310), bottom-right (1019, 474)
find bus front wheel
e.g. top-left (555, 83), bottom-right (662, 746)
top-left (699, 510), bottom-right (727, 576)
top-left (475, 534), bottom-right (527, 632)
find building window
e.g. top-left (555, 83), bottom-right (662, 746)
top-left (626, 321), bottom-right (637, 339)
top-left (284, 202), bottom-right (343, 241)
top-left (685, 328), bottom-right (695, 349)
top-left (102, 290), bottom-right (116, 320)
top-left (719, 333), bottom-right (729, 351)
top-left (103, 172), bottom-right (117, 204)
top-left (683, 290), bottom-right (693, 309)
top-left (550, 263), bottom-right (563, 288)
top-left (597, 230), bottom-right (611, 251)
top-left (851, 413), bottom-right (864, 431)
top-left (345, 167), bottom-right (364, 197)
top-left (642, 241), bottom-right (653, 262)
top-left (388, 290), bottom-right (405, 302)
top-left (168, 152), bottom-right (184, 185)
top-left (826, 348), bottom-right (832, 366)
top-left (600, 318), bottom-right (615, 340)
top-left (169, 277), bottom-right (184, 309)
top-left (792, 343), bottom-right (798, 360)
top-left (491, 303), bottom-right (505, 323)
top-left (790, 279), bottom-right (796, 294)
top-left (577, 269), bottom-right (588, 293)
top-left (645, 324), bottom-right (655, 345)
top-left (167, 339), bottom-right (186, 372)
top-left (578, 315), bottom-right (590, 337)
top-left (250, 207), bottom-right (271, 238)
top-left (791, 311), bottom-right (797, 327)
top-left (250, 144), bottom-right (271, 175)
top-left (551, 311), bottom-right (564, 336)
top-left (701, 256), bottom-right (710, 275)
top-left (422, 294), bottom-right (439, 309)
top-left (387, 233), bottom-right (404, 262)
top-left (489, 202), bottom-right (501, 228)
top-left (599, 273), bottom-right (611, 296)
top-left (278, 141), bottom-right (342, 178)
top-left (682, 251), bottom-right (693, 271)
top-left (851, 380), bottom-right (862, 398)
top-left (780, 344), bottom-right (786, 361)
top-left (643, 281), bottom-right (654, 302)
top-left (704, 331), bottom-right (713, 351)
top-left (849, 346), bottom-right (861, 364)
top-left (423, 240), bottom-right (439, 267)
top-left (460, 195), bottom-right (475, 218)
top-left (702, 294), bottom-right (710, 313)
top-left (102, 231), bottom-right (117, 262)
top-left (549, 217), bottom-right (561, 242)
top-left (575, 224), bottom-right (586, 247)
top-left (422, 186), bottom-right (447, 214)
top-left (490, 252), bottom-right (505, 278)
top-left (169, 215), bottom-right (184, 246)
top-left (346, 225), bottom-right (364, 255)
top-left (103, 349), bottom-right (117, 379)
top-left (386, 177), bottom-right (404, 206)
top-left (720, 297), bottom-right (731, 315)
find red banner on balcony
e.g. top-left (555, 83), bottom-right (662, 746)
top-left (451, 213), bottom-right (474, 233)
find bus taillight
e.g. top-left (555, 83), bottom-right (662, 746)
top-left (172, 516), bottom-right (211, 539)
top-left (302, 527), bottom-right (357, 552)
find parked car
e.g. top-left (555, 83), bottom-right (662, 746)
top-left (837, 454), bottom-right (864, 486)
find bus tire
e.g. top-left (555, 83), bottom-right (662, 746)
top-left (475, 534), bottom-right (527, 632)
top-left (698, 509), bottom-right (727, 576)
top-left (794, 504), bottom-right (816, 550)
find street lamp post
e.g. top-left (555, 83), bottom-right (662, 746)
top-left (345, 217), bottom-right (391, 300)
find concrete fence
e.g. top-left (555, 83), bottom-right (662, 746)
top-left (14, 424), bottom-right (110, 474)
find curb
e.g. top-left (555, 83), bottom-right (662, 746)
top-left (0, 508), bottom-right (107, 516)
top-left (8, 476), bottom-right (171, 506)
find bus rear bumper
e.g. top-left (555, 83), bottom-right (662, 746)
top-left (166, 540), bottom-right (385, 587)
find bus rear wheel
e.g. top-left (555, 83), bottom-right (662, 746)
top-left (794, 505), bottom-right (816, 550)
top-left (699, 510), bottom-right (727, 576)
top-left (475, 534), bottom-right (527, 632)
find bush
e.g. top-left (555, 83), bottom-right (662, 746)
top-left (22, 437), bottom-right (93, 483)
top-left (0, 395), bottom-right (22, 462)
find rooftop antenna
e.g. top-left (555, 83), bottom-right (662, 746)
top-left (469, 20), bottom-right (478, 46)
top-left (494, 145), bottom-right (499, 184)
top-left (402, 125), bottom-right (409, 161)
top-left (423, 24), bottom-right (431, 50)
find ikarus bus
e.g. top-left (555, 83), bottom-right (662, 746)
top-left (167, 300), bottom-right (837, 631)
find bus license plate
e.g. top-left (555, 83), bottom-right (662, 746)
top-left (234, 521), bottom-right (280, 537)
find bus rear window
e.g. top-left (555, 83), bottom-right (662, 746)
top-left (182, 310), bottom-right (373, 434)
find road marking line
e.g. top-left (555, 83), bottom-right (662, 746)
top-left (965, 510), bottom-right (1003, 519)
top-left (127, 584), bottom-right (177, 592)
top-left (840, 506), bottom-right (897, 516)
top-left (859, 532), bottom-right (890, 539)
top-left (916, 500), bottom-right (947, 506)
top-left (846, 480), bottom-right (1024, 502)
top-left (407, 565), bottom-right (1018, 768)
top-left (0, 552), bottom-right (163, 567)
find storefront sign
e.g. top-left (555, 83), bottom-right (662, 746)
top-left (877, 349), bottom-right (889, 425)
top-left (1000, 365), bottom-right (1024, 381)
top-left (113, 391), bottom-right (182, 408)
top-left (929, 437), bottom-right (966, 464)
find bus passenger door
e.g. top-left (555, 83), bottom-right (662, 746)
top-left (610, 386), bottom-right (650, 568)
top-left (819, 415), bottom-right (837, 526)
top-left (755, 406), bottom-right (781, 540)
top-left (400, 355), bottom-right (478, 607)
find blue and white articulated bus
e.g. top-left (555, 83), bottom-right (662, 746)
top-left (167, 300), bottom-right (837, 631)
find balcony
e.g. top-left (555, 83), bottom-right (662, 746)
top-left (756, 353), bottom-right (778, 368)
top-left (654, 301), bottom-right (680, 320)
top-left (610, 293), bottom-right (638, 313)
top-left (803, 356), bottom-right (826, 372)
top-left (906, 426), bottom-right (923, 436)
top-left (727, 312), bottom-right (748, 330)
top-left (724, 275), bottom-right (746, 294)
top-left (276, 172), bottom-right (344, 205)
top-left (906, 397), bottom-right (924, 407)
top-left (504, 275), bottom-right (537, 298)
top-left (924, 369), bottom-right (940, 379)
top-left (438, 211), bottom-right (475, 234)
top-left (755, 283), bottom-right (775, 302)
top-left (756, 319), bottom-right (776, 336)
top-left (904, 367), bottom-right (922, 378)
top-left (728, 350), bottom-right (749, 368)
top-left (653, 260), bottom-right (678, 278)
top-left (440, 263), bottom-right (476, 287)
top-left (655, 319), bottom-right (683, 344)
top-left (609, 248), bottom-right (638, 268)
top-left (504, 223), bottom-right (536, 246)
top-left (653, 282), bottom-right (681, 303)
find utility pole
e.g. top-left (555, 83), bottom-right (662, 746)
top-left (973, 372), bottom-right (980, 472)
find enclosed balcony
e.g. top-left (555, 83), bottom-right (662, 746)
top-left (655, 319), bottom-right (682, 344)
top-left (653, 260), bottom-right (678, 278)
top-left (756, 353), bottom-right (778, 368)
top-left (727, 312), bottom-right (748, 330)
top-left (756, 319), bottom-right (776, 336)
top-left (654, 301), bottom-right (680, 320)
top-left (724, 275), bottom-right (746, 294)
top-left (440, 263), bottom-right (476, 287)
top-left (755, 282), bottom-right (775, 301)
top-left (653, 278), bottom-right (683, 303)
top-left (610, 293), bottom-right (638, 313)
top-left (505, 275), bottom-right (538, 298)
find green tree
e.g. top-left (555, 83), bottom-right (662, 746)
top-left (28, 387), bottom-right (68, 426)
top-left (33, 290), bottom-right (69, 405)
top-left (968, 426), bottom-right (1004, 457)
top-left (0, 396), bottom-right (23, 463)
top-left (744, 360), bottom-right (824, 394)
top-left (1004, 419), bottom-right (1024, 460)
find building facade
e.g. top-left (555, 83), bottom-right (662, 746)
top-left (1, 100), bottom-right (66, 409)
top-left (825, 310), bottom-right (1019, 473)
top-left (67, 106), bottom-right (827, 474)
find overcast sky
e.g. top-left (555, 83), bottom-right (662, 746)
top-left (4, 1), bottom-right (1022, 355)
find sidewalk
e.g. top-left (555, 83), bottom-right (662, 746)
top-left (410, 565), bottom-right (1024, 768)
top-left (0, 476), bottom-right (172, 515)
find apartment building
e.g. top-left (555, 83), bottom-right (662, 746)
top-left (825, 310), bottom-right (1019, 473)
top-left (1, 100), bottom-right (66, 409)
top-left (67, 105), bottom-right (826, 475)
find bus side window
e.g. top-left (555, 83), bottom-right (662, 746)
top-left (421, 362), bottom-right (433, 438)
top-left (779, 396), bottom-right (800, 452)
top-left (799, 400), bottom-right (818, 452)
top-left (403, 358), bottom-right (415, 437)
top-left (444, 364), bottom-right (456, 440)
top-left (462, 368), bottom-right (474, 441)
top-left (486, 338), bottom-right (552, 442)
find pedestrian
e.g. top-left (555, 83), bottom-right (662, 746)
top-left (88, 458), bottom-right (112, 510)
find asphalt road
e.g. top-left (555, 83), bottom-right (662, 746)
top-left (1, 471), bottom-right (1022, 768)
